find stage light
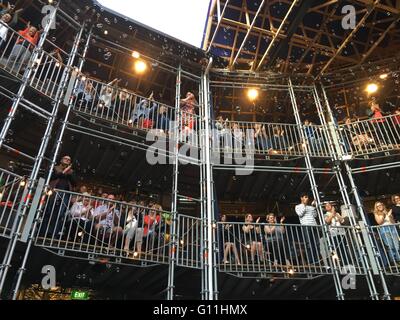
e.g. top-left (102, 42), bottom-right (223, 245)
top-left (48, 0), bottom-right (54, 4)
top-left (379, 73), bottom-right (388, 80)
top-left (133, 252), bottom-right (139, 258)
top-left (134, 60), bottom-right (147, 74)
top-left (366, 83), bottom-right (378, 94)
top-left (20, 179), bottom-right (26, 187)
top-left (288, 268), bottom-right (295, 275)
top-left (247, 88), bottom-right (259, 101)
top-left (104, 30), bottom-right (108, 35)
top-left (180, 240), bottom-right (184, 245)
top-left (132, 51), bottom-right (140, 59)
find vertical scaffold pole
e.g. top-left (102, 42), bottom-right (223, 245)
top-left (198, 74), bottom-right (206, 299)
top-left (288, 79), bottom-right (344, 300)
top-left (0, 4), bottom-right (58, 149)
top-left (167, 64), bottom-right (181, 300)
top-left (320, 85), bottom-right (390, 300)
top-left (312, 84), bottom-right (379, 299)
top-left (3, 24), bottom-right (88, 300)
top-left (201, 59), bottom-right (217, 300)
top-left (0, 5), bottom-right (59, 295)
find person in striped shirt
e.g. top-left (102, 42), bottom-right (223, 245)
top-left (295, 193), bottom-right (320, 265)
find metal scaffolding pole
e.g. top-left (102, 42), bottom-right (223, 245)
top-left (320, 85), bottom-right (390, 300)
top-left (312, 85), bottom-right (380, 299)
top-left (167, 65), bottom-right (182, 301)
top-left (0, 4), bottom-right (58, 149)
top-left (288, 79), bottom-right (344, 300)
top-left (201, 59), bottom-right (218, 300)
top-left (0, 5), bottom-right (59, 295)
top-left (7, 24), bottom-right (88, 300)
top-left (199, 72), bottom-right (206, 300)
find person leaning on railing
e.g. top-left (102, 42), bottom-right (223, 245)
top-left (0, 2), bottom-right (22, 48)
top-left (373, 201), bottom-right (400, 266)
top-left (130, 92), bottom-right (156, 128)
top-left (8, 21), bottom-right (43, 68)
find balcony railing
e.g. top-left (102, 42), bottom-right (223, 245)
top-left (0, 24), bottom-right (69, 101)
top-left (218, 221), bottom-right (365, 277)
top-left (369, 223), bottom-right (400, 275)
top-left (338, 114), bottom-right (400, 157)
top-left (212, 120), bottom-right (332, 158)
top-left (69, 75), bottom-right (201, 149)
top-left (35, 190), bottom-right (172, 265)
top-left (0, 168), bottom-right (25, 239)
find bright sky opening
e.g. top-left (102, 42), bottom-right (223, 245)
top-left (98, 0), bottom-right (211, 48)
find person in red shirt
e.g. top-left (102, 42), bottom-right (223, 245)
top-left (369, 100), bottom-right (388, 146)
top-left (8, 21), bottom-right (42, 69)
top-left (179, 92), bottom-right (198, 141)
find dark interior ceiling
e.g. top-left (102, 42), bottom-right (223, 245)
top-left (204, 0), bottom-right (400, 74)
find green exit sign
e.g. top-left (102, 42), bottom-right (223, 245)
top-left (71, 290), bottom-right (89, 300)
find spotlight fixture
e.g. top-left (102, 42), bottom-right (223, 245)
top-left (131, 51), bottom-right (140, 59)
top-left (379, 73), bottom-right (388, 80)
top-left (134, 60), bottom-right (147, 74)
top-left (104, 30), bottom-right (108, 35)
top-left (247, 88), bottom-right (259, 101)
top-left (365, 83), bottom-right (378, 94)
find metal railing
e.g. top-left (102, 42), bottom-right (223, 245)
top-left (211, 120), bottom-right (332, 158)
top-left (218, 221), bottom-right (365, 277)
top-left (35, 190), bottom-right (172, 265)
top-left (28, 47), bottom-right (67, 100)
top-left (0, 23), bottom-right (70, 101)
top-left (369, 223), bottom-right (400, 275)
top-left (176, 214), bottom-right (202, 269)
top-left (0, 168), bottom-right (25, 239)
top-left (70, 75), bottom-right (201, 149)
top-left (338, 114), bottom-right (400, 157)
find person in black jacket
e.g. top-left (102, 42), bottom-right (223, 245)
top-left (39, 156), bottom-right (76, 238)
top-left (392, 194), bottom-right (400, 223)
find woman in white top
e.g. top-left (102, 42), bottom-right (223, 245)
top-left (123, 201), bottom-right (139, 255)
top-left (68, 192), bottom-right (93, 241)
top-left (374, 201), bottom-right (400, 265)
top-left (324, 203), bottom-right (345, 236)
top-left (98, 78), bottom-right (120, 111)
top-left (324, 203), bottom-right (351, 266)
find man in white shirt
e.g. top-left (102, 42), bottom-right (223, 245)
top-left (92, 194), bottom-right (123, 246)
top-left (295, 193), bottom-right (320, 265)
top-left (68, 192), bottom-right (93, 241)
